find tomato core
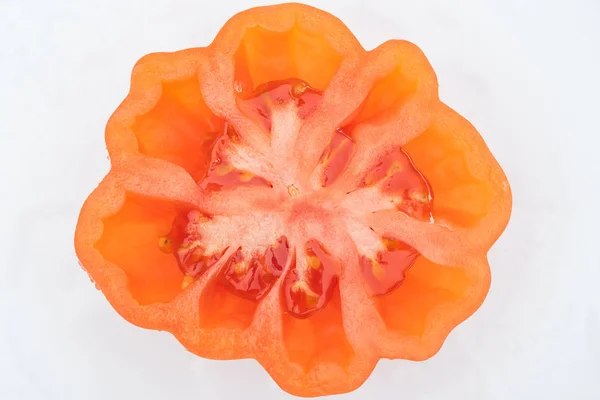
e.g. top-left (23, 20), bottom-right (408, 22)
top-left (154, 78), bottom-right (434, 318)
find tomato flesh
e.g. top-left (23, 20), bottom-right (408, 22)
top-left (237, 79), bottom-right (322, 133)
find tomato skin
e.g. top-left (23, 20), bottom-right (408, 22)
top-left (74, 3), bottom-right (511, 397)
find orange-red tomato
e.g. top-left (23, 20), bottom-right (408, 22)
top-left (74, 3), bottom-right (511, 397)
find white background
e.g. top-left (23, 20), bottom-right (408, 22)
top-left (1, 0), bottom-right (599, 399)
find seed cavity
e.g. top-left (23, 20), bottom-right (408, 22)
top-left (219, 237), bottom-right (290, 301)
top-left (359, 148), bottom-right (433, 220)
top-left (360, 237), bottom-right (419, 296)
top-left (158, 211), bottom-right (221, 279)
top-left (281, 240), bottom-right (340, 319)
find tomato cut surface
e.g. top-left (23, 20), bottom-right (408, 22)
top-left (75, 3), bottom-right (511, 397)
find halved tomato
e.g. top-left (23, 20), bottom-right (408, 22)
top-left (75, 3), bottom-right (511, 397)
